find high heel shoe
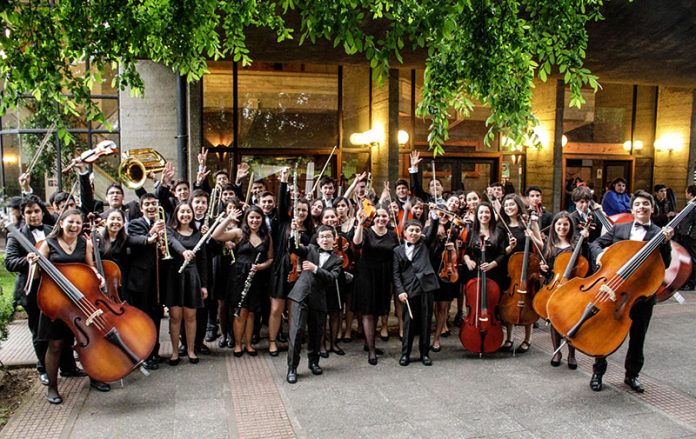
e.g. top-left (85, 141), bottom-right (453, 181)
top-left (550, 352), bottom-right (561, 367)
top-left (245, 348), bottom-right (258, 357)
top-left (368, 355), bottom-right (378, 366)
top-left (568, 357), bottom-right (578, 370)
top-left (189, 356), bottom-right (200, 364)
top-left (233, 349), bottom-right (244, 358)
top-left (169, 357), bottom-right (181, 366)
top-left (269, 341), bottom-right (279, 357)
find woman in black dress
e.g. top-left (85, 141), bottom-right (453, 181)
top-left (216, 200), bottom-right (243, 349)
top-left (212, 205), bottom-right (274, 356)
top-left (99, 209), bottom-right (129, 297)
top-left (29, 209), bottom-right (106, 404)
top-left (269, 167), bottom-right (314, 356)
top-left (165, 202), bottom-right (208, 365)
top-left (353, 205), bottom-right (399, 365)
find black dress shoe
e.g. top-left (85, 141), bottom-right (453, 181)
top-left (233, 350), bottom-right (244, 358)
top-left (453, 311), bottom-right (463, 327)
top-left (189, 357), bottom-right (200, 364)
top-left (331, 346), bottom-right (345, 356)
top-left (421, 355), bottom-right (433, 366)
top-left (368, 356), bottom-right (378, 366)
top-left (251, 334), bottom-right (260, 345)
top-left (39, 373), bottom-right (49, 386)
top-left (430, 344), bottom-right (442, 353)
top-left (197, 345), bottom-right (211, 355)
top-left (218, 337), bottom-right (228, 349)
top-left (625, 376), bottom-right (645, 393)
top-left (319, 351), bottom-right (329, 359)
top-left (399, 355), bottom-right (410, 366)
top-left (287, 368), bottom-right (298, 384)
top-left (277, 332), bottom-right (288, 343)
top-left (90, 380), bottom-right (111, 392)
top-left (269, 348), bottom-right (279, 357)
top-left (60, 368), bottom-right (87, 378)
top-left (169, 357), bottom-right (180, 366)
top-left (178, 345), bottom-right (186, 356)
top-left (245, 348), bottom-right (258, 357)
top-left (143, 359), bottom-right (159, 370)
top-left (204, 329), bottom-right (218, 343)
top-left (227, 339), bottom-right (234, 349)
top-left (441, 329), bottom-right (451, 338)
top-left (309, 363), bottom-right (323, 375)
top-left (590, 373), bottom-right (603, 392)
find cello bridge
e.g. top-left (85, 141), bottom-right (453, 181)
top-left (516, 289), bottom-right (527, 294)
top-left (86, 309), bottom-right (104, 326)
top-left (599, 285), bottom-right (616, 302)
top-left (479, 317), bottom-right (489, 322)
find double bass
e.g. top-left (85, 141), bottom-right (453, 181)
top-left (547, 200), bottom-right (696, 357)
top-left (459, 235), bottom-right (504, 354)
top-left (4, 219), bottom-right (156, 383)
top-left (499, 214), bottom-right (541, 326)
top-left (532, 219), bottom-right (591, 320)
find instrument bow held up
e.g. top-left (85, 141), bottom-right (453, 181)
top-left (547, 200), bottom-right (696, 357)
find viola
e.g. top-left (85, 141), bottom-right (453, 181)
top-left (499, 220), bottom-right (541, 326)
top-left (547, 201), bottom-right (696, 357)
top-left (62, 140), bottom-right (119, 174)
top-left (287, 253), bottom-right (302, 283)
top-left (5, 220), bottom-right (156, 382)
top-left (459, 235), bottom-right (504, 354)
top-left (532, 220), bottom-right (591, 320)
top-left (438, 225), bottom-right (459, 283)
top-left (360, 198), bottom-right (376, 227)
top-left (334, 235), bottom-right (350, 270)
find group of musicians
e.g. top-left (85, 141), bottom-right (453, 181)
top-left (5, 148), bottom-right (696, 402)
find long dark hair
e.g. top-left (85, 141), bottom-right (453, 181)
top-left (544, 211), bottom-right (577, 261)
top-left (169, 202), bottom-right (198, 232)
top-left (242, 205), bottom-right (270, 244)
top-left (469, 202), bottom-right (500, 248)
top-left (295, 197), bottom-right (315, 235)
top-left (48, 208), bottom-right (84, 239)
top-left (500, 193), bottom-right (527, 225)
top-left (101, 209), bottom-right (127, 256)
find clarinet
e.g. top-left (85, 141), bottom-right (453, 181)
top-left (234, 253), bottom-right (262, 317)
top-left (178, 213), bottom-right (225, 274)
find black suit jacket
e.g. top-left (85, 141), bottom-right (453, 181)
top-left (287, 244), bottom-right (342, 312)
top-left (125, 217), bottom-right (185, 293)
top-left (589, 222), bottom-right (672, 270)
top-left (392, 218), bottom-right (440, 298)
top-left (5, 224), bottom-right (52, 307)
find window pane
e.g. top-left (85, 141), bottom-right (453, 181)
top-left (238, 64), bottom-right (338, 149)
top-left (563, 84), bottom-right (633, 144)
top-left (241, 153), bottom-right (336, 198)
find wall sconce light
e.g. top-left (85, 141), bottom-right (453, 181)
top-left (623, 140), bottom-right (644, 152)
top-left (655, 135), bottom-right (680, 152)
top-left (2, 153), bottom-right (18, 164)
top-left (350, 128), bottom-right (384, 147)
top-left (561, 135), bottom-right (568, 147)
top-left (398, 130), bottom-right (410, 145)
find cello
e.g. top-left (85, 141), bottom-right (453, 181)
top-left (547, 200), bottom-right (696, 357)
top-left (499, 213), bottom-right (541, 327)
top-left (532, 219), bottom-right (591, 320)
top-left (459, 235), bottom-right (504, 354)
top-left (4, 219), bottom-right (156, 383)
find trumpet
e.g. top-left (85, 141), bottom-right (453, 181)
top-left (118, 148), bottom-right (167, 190)
top-left (157, 206), bottom-right (173, 260)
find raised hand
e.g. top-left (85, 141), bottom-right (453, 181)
top-left (236, 162), bottom-right (250, 182)
top-left (409, 150), bottom-right (422, 168)
top-left (197, 148), bottom-right (208, 168)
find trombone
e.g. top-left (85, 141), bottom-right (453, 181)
top-left (157, 206), bottom-right (173, 260)
top-left (118, 148), bottom-right (167, 190)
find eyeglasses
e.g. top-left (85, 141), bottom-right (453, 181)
top-left (317, 235), bottom-right (334, 240)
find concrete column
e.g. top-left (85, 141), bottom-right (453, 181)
top-left (526, 80), bottom-right (557, 207)
top-left (653, 86), bottom-right (693, 206)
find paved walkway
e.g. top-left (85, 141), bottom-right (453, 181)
top-left (1, 291), bottom-right (696, 438)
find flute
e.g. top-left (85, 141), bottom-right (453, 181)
top-left (234, 253), bottom-right (262, 317)
top-left (177, 213), bottom-right (225, 273)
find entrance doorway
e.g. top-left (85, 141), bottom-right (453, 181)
top-left (563, 157), bottom-right (634, 210)
top-left (403, 155), bottom-right (500, 196)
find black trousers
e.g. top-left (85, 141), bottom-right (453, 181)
top-left (401, 292), bottom-right (433, 358)
top-left (593, 299), bottom-right (654, 378)
top-left (287, 299), bottom-right (323, 369)
top-left (127, 288), bottom-right (162, 358)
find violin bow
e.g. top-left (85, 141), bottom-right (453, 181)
top-left (311, 145), bottom-right (338, 196)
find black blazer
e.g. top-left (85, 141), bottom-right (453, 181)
top-left (392, 218), bottom-right (440, 298)
top-left (5, 224), bottom-right (52, 307)
top-left (287, 244), bottom-right (342, 312)
top-left (125, 217), bottom-right (185, 293)
top-left (589, 222), bottom-right (672, 269)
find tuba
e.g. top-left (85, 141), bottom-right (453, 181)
top-left (118, 148), bottom-right (167, 189)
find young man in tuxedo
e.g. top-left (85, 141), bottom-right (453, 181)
top-left (126, 193), bottom-right (167, 370)
top-left (5, 197), bottom-right (85, 385)
top-left (588, 190), bottom-right (674, 393)
top-left (393, 212), bottom-right (440, 366)
top-left (286, 225), bottom-right (343, 384)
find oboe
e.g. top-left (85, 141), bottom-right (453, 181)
top-left (178, 213), bottom-right (225, 273)
top-left (234, 253), bottom-right (261, 317)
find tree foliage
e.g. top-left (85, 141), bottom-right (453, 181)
top-left (0, 0), bottom-right (604, 155)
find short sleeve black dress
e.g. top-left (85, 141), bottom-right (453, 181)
top-left (165, 230), bottom-right (207, 309)
top-left (227, 236), bottom-right (270, 313)
top-left (352, 228), bottom-right (398, 316)
top-left (37, 237), bottom-right (88, 341)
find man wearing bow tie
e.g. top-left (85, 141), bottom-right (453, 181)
top-left (588, 190), bottom-right (674, 393)
top-left (285, 225), bottom-right (343, 384)
top-left (393, 210), bottom-right (440, 366)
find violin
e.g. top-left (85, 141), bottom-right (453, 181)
top-left (459, 234), bottom-right (504, 354)
top-left (438, 224), bottom-right (459, 283)
top-left (499, 216), bottom-right (541, 326)
top-left (334, 234), bottom-right (350, 270)
top-left (547, 200), bottom-right (696, 357)
top-left (62, 140), bottom-right (119, 173)
top-left (4, 219), bottom-right (156, 382)
top-left (360, 198), bottom-right (376, 227)
top-left (287, 252), bottom-right (302, 283)
top-left (532, 220), bottom-right (591, 320)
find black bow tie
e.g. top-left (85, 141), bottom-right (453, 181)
top-left (633, 222), bottom-right (651, 231)
top-left (319, 249), bottom-right (333, 254)
top-left (29, 224), bottom-right (43, 231)
top-left (406, 242), bottom-right (416, 248)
